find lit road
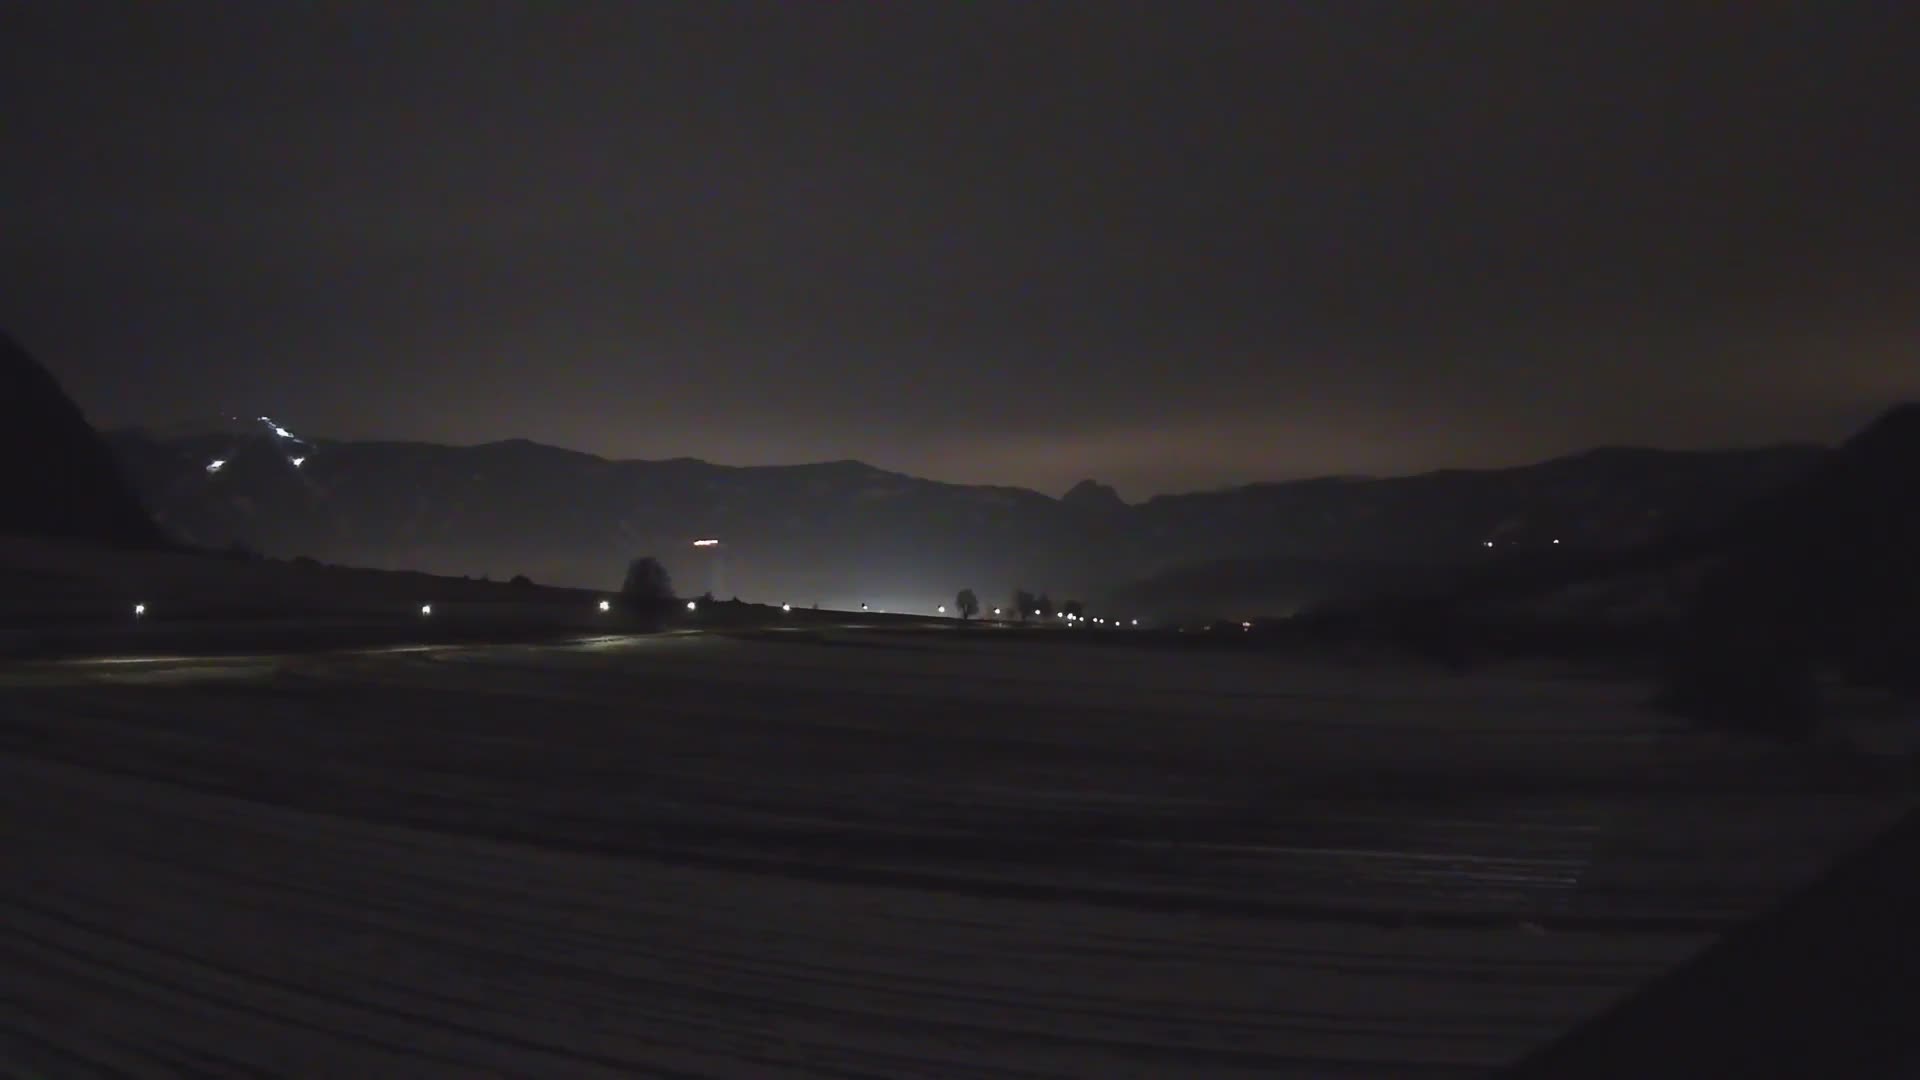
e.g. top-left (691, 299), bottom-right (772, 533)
top-left (2, 632), bottom-right (1907, 1076)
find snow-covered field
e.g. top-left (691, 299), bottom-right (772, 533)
top-left (3, 631), bottom-right (1909, 1076)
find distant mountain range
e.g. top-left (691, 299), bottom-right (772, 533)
top-left (103, 422), bottom-right (1824, 617)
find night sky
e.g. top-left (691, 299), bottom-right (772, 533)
top-left (3, 2), bottom-right (1914, 497)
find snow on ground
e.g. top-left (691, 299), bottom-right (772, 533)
top-left (2, 631), bottom-right (1910, 1076)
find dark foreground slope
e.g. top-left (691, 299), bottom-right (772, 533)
top-left (1506, 799), bottom-right (1920, 1078)
top-left (1662, 403), bottom-right (1920, 734)
top-left (0, 331), bottom-right (161, 546)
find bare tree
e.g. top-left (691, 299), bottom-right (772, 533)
top-left (956, 588), bottom-right (980, 621)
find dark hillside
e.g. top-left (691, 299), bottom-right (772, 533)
top-left (0, 331), bottom-right (163, 547)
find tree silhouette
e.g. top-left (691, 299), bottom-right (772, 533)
top-left (1012, 589), bottom-right (1037, 623)
top-left (956, 588), bottom-right (980, 621)
top-left (620, 556), bottom-right (675, 612)
top-left (1062, 599), bottom-right (1085, 619)
top-left (1036, 594), bottom-right (1054, 620)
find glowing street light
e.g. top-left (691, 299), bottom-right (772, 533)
top-left (206, 459), bottom-right (226, 473)
top-left (782, 603), bottom-right (792, 612)
top-left (290, 456), bottom-right (305, 467)
top-left (692, 538), bottom-right (720, 547)
top-left (598, 599), bottom-right (611, 612)
top-left (420, 604), bottom-right (433, 617)
top-left (992, 607), bottom-right (1001, 616)
top-left (686, 600), bottom-right (698, 611)
top-left (937, 605), bottom-right (946, 614)
top-left (1131, 619), bottom-right (1138, 626)
top-left (132, 603), bottom-right (146, 618)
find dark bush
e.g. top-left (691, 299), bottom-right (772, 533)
top-left (509, 573), bottom-right (533, 587)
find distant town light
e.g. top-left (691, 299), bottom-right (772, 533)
top-left (1242, 621), bottom-right (1252, 630)
top-left (992, 607), bottom-right (1001, 616)
top-left (133, 603), bottom-right (146, 618)
top-left (420, 604), bottom-right (433, 617)
top-left (1552, 538), bottom-right (1562, 544)
top-left (598, 599), bottom-right (611, 612)
top-left (686, 600), bottom-right (698, 611)
top-left (860, 602), bottom-right (869, 610)
top-left (937, 605), bottom-right (946, 613)
top-left (290, 456), bottom-right (305, 467)
top-left (692, 538), bottom-right (720, 547)
top-left (206, 459), bottom-right (226, 473)
top-left (1483, 540), bottom-right (1494, 548)
top-left (782, 603), bottom-right (791, 612)
top-left (1131, 619), bottom-right (1138, 626)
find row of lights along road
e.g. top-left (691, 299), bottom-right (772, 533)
top-left (130, 596), bottom-right (1135, 625)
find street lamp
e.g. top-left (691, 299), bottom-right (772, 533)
top-left (133, 603), bottom-right (146, 618)
top-left (686, 600), bottom-right (698, 611)
top-left (420, 604), bottom-right (433, 617)
top-left (598, 599), bottom-right (611, 612)
top-left (937, 605), bottom-right (946, 614)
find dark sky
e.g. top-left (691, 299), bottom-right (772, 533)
top-left (3, 2), bottom-right (1914, 497)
